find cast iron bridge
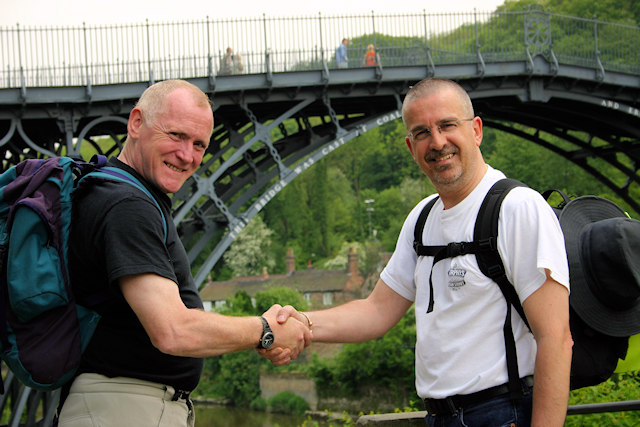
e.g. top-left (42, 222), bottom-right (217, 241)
top-left (1, 5), bottom-right (640, 426)
top-left (2, 6), bottom-right (639, 290)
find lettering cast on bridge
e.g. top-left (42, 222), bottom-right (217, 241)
top-left (601, 99), bottom-right (640, 117)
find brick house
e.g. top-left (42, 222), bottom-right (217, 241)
top-left (199, 248), bottom-right (368, 311)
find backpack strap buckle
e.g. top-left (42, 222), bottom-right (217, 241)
top-left (446, 242), bottom-right (467, 257)
top-left (486, 263), bottom-right (505, 278)
top-left (478, 237), bottom-right (497, 251)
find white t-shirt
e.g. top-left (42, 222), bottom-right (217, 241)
top-left (381, 166), bottom-right (569, 399)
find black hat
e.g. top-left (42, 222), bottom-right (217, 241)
top-left (559, 196), bottom-right (640, 337)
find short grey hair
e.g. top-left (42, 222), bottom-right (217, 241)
top-left (135, 79), bottom-right (212, 124)
top-left (401, 78), bottom-right (474, 127)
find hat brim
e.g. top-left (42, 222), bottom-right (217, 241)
top-left (559, 195), bottom-right (640, 337)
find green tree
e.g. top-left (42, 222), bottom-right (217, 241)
top-left (307, 307), bottom-right (416, 397)
top-left (327, 166), bottom-right (359, 243)
top-left (544, 0), bottom-right (640, 24)
top-left (222, 215), bottom-right (275, 277)
top-left (254, 287), bottom-right (309, 314)
top-left (567, 372), bottom-right (640, 426)
top-left (215, 350), bottom-right (262, 407)
top-left (309, 160), bottom-right (330, 255)
top-left (358, 122), bottom-right (420, 192)
top-left (222, 290), bottom-right (256, 315)
top-left (196, 287), bottom-right (309, 403)
top-left (262, 177), bottom-right (312, 271)
top-left (268, 391), bottom-right (310, 415)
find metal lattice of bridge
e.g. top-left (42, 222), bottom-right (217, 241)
top-left (1, 5), bottom-right (640, 426)
top-left (1, 6), bottom-right (639, 291)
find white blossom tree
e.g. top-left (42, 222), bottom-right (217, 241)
top-left (223, 215), bottom-right (275, 277)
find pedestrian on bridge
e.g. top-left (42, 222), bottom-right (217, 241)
top-left (219, 47), bottom-right (243, 75)
top-left (58, 79), bottom-right (311, 427)
top-left (263, 78), bottom-right (573, 427)
top-left (362, 44), bottom-right (379, 67)
top-left (335, 38), bottom-right (349, 68)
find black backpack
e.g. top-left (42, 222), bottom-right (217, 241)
top-left (413, 178), bottom-right (631, 396)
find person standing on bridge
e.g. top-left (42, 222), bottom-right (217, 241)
top-left (263, 78), bottom-right (573, 426)
top-left (219, 47), bottom-right (242, 75)
top-left (335, 38), bottom-right (349, 68)
top-left (59, 79), bottom-right (310, 427)
top-left (363, 44), bottom-right (379, 67)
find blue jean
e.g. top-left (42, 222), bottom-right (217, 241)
top-left (424, 392), bottom-right (532, 427)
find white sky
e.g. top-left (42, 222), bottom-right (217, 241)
top-left (2, 0), bottom-right (506, 26)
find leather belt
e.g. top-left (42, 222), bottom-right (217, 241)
top-left (424, 376), bottom-right (533, 416)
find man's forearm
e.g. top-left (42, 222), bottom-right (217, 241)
top-left (306, 280), bottom-right (413, 343)
top-left (531, 335), bottom-right (573, 426)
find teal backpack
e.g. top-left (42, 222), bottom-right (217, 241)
top-left (0, 155), bottom-right (166, 392)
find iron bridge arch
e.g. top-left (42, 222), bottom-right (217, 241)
top-left (1, 63), bottom-right (640, 290)
top-left (0, 7), bottom-right (638, 291)
top-left (1, 8), bottom-right (640, 425)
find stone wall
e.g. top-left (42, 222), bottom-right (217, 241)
top-left (317, 384), bottom-right (413, 414)
top-left (259, 371), bottom-right (414, 414)
top-left (260, 372), bottom-right (319, 410)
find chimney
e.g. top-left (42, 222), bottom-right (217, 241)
top-left (261, 266), bottom-right (269, 279)
top-left (286, 248), bottom-right (296, 274)
top-left (343, 247), bottom-right (364, 292)
top-left (347, 247), bottom-right (359, 276)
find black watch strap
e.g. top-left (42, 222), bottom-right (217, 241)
top-left (257, 316), bottom-right (274, 349)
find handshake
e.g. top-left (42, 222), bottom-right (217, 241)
top-left (258, 304), bottom-right (312, 365)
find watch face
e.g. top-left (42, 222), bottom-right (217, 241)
top-left (262, 332), bottom-right (274, 349)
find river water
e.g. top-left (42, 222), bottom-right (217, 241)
top-left (194, 405), bottom-right (334, 427)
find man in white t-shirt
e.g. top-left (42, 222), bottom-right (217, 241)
top-left (262, 78), bottom-right (573, 427)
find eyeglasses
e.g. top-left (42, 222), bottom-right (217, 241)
top-left (407, 118), bottom-right (474, 142)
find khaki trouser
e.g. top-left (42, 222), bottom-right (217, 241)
top-left (58, 373), bottom-right (194, 427)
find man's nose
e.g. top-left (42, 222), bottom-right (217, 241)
top-left (176, 142), bottom-right (194, 162)
top-left (428, 129), bottom-right (447, 151)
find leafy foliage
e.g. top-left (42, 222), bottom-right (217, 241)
top-left (195, 287), bottom-right (308, 403)
top-left (268, 391), bottom-right (310, 415)
top-left (223, 215), bottom-right (275, 277)
top-left (214, 350), bottom-right (262, 407)
top-left (254, 286), bottom-right (309, 314)
top-left (223, 290), bottom-right (256, 315)
top-left (306, 307), bottom-right (416, 397)
top-left (567, 372), bottom-right (640, 426)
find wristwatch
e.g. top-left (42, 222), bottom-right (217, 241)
top-left (257, 316), bottom-right (274, 349)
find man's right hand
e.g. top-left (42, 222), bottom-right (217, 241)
top-left (261, 305), bottom-right (311, 362)
top-left (259, 305), bottom-right (312, 365)
top-left (274, 305), bottom-right (310, 327)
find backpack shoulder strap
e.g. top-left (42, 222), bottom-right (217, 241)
top-left (413, 193), bottom-right (496, 313)
top-left (81, 167), bottom-right (168, 243)
top-left (474, 178), bottom-right (529, 324)
top-left (413, 196), bottom-right (441, 256)
top-left (473, 178), bottom-right (530, 400)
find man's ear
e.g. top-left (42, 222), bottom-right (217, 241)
top-left (472, 116), bottom-right (483, 147)
top-left (127, 108), bottom-right (143, 139)
top-left (405, 136), bottom-right (415, 157)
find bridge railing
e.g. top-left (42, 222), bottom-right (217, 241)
top-left (549, 14), bottom-right (640, 75)
top-left (1, 8), bottom-right (639, 90)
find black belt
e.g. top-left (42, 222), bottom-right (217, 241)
top-left (424, 376), bottom-right (533, 416)
top-left (171, 389), bottom-right (191, 401)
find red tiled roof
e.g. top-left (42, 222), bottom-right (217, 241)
top-left (200, 268), bottom-right (362, 301)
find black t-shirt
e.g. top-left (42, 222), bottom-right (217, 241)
top-left (69, 158), bottom-right (203, 391)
